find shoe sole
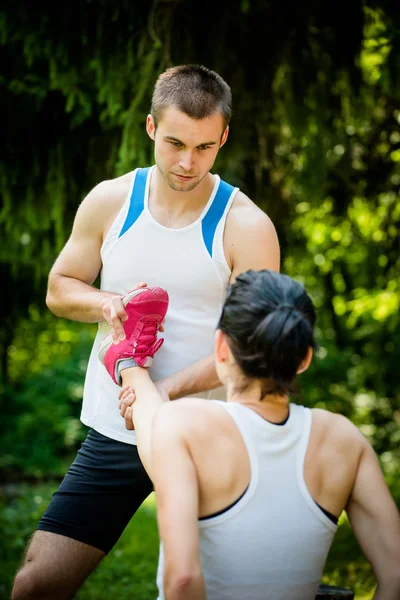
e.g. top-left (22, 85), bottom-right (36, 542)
top-left (98, 288), bottom-right (152, 364)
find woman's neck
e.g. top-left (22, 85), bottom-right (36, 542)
top-left (226, 379), bottom-right (290, 424)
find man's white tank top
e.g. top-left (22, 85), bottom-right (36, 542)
top-left (81, 166), bottom-right (239, 444)
top-left (156, 402), bottom-right (338, 600)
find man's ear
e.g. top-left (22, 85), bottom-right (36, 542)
top-left (296, 347), bottom-right (313, 374)
top-left (215, 329), bottom-right (230, 364)
top-left (219, 126), bottom-right (229, 148)
top-left (146, 114), bottom-right (156, 140)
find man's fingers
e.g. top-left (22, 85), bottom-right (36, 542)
top-left (102, 284), bottom-right (148, 343)
top-left (118, 385), bottom-right (131, 401)
top-left (102, 296), bottom-right (125, 343)
top-left (125, 406), bottom-right (135, 430)
top-left (119, 391), bottom-right (136, 415)
top-left (110, 297), bottom-right (128, 342)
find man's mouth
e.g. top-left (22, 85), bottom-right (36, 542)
top-left (173, 173), bottom-right (195, 181)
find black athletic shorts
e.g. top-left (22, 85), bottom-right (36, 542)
top-left (37, 429), bottom-right (153, 554)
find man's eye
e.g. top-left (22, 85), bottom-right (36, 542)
top-left (170, 141), bottom-right (182, 147)
top-left (198, 145), bottom-right (210, 151)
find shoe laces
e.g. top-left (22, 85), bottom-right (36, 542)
top-left (133, 317), bottom-right (161, 357)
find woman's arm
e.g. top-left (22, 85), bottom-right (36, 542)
top-left (119, 367), bottom-right (167, 478)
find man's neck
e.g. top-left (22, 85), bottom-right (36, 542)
top-left (150, 166), bottom-right (215, 214)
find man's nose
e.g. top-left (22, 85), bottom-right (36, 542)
top-left (179, 151), bottom-right (194, 171)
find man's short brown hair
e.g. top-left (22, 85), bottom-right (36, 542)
top-left (151, 65), bottom-right (232, 129)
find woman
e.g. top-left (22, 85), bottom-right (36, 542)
top-left (105, 270), bottom-right (400, 600)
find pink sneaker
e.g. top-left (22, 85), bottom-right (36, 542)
top-left (98, 286), bottom-right (169, 385)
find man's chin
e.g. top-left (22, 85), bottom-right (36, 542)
top-left (166, 177), bottom-right (199, 192)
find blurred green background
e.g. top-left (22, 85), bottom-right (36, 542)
top-left (1, 1), bottom-right (399, 598)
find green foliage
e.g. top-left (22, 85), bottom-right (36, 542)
top-left (0, 484), bottom-right (55, 599)
top-left (0, 315), bottom-right (93, 477)
top-left (0, 0), bottom-right (398, 515)
top-left (1, 0), bottom-right (398, 280)
top-left (1, 1), bottom-right (400, 593)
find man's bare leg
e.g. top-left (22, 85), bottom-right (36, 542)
top-left (119, 367), bottom-right (166, 479)
top-left (12, 530), bottom-right (104, 600)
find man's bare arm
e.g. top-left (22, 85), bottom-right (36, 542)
top-left (46, 177), bottom-right (145, 341)
top-left (157, 354), bottom-right (219, 400)
top-left (46, 182), bottom-right (111, 321)
top-left (347, 439), bottom-right (400, 599)
top-left (226, 195), bottom-right (280, 282)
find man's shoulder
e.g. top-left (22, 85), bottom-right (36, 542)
top-left (223, 189), bottom-right (280, 274)
top-left (87, 171), bottom-right (134, 206)
top-left (227, 190), bottom-right (276, 237)
top-left (76, 171), bottom-right (137, 230)
top-left (229, 189), bottom-right (265, 215)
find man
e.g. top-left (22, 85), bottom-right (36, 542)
top-left (12, 65), bottom-right (280, 599)
top-left (115, 270), bottom-right (400, 600)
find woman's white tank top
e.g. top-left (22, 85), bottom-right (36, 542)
top-left (156, 402), bottom-right (337, 600)
top-left (81, 166), bottom-right (239, 444)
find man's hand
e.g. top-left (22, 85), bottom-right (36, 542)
top-left (118, 385), bottom-right (136, 430)
top-left (118, 380), bottom-right (170, 431)
top-left (102, 282), bottom-right (147, 344)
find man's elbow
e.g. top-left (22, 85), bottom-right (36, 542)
top-left (46, 275), bottom-right (65, 317)
top-left (46, 289), bottom-right (58, 316)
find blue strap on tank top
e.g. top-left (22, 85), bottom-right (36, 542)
top-left (119, 168), bottom-right (235, 253)
top-left (118, 167), bottom-right (150, 238)
top-left (201, 179), bottom-right (235, 258)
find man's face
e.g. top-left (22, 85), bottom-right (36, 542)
top-left (147, 106), bottom-right (229, 192)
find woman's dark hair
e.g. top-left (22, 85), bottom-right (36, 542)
top-left (218, 270), bottom-right (316, 397)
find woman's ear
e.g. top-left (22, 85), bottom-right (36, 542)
top-left (215, 329), bottom-right (229, 364)
top-left (296, 347), bottom-right (313, 374)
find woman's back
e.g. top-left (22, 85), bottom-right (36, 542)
top-left (155, 398), bottom-right (364, 600)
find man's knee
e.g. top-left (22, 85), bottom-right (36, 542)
top-left (12, 559), bottom-right (84, 600)
top-left (12, 567), bottom-right (30, 600)
top-left (12, 565), bottom-right (56, 600)
top-left (11, 534), bottom-right (66, 600)
top-left (11, 531), bottom-right (104, 600)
